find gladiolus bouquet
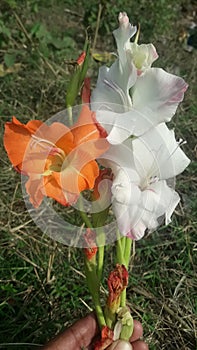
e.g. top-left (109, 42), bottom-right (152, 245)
top-left (4, 12), bottom-right (190, 349)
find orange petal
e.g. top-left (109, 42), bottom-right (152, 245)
top-left (22, 152), bottom-right (48, 174)
top-left (53, 167), bottom-right (86, 194)
top-left (26, 119), bottom-right (43, 133)
top-left (79, 160), bottom-right (99, 190)
top-left (55, 138), bottom-right (108, 193)
top-left (44, 175), bottom-right (78, 206)
top-left (34, 122), bottom-right (74, 153)
top-left (4, 117), bottom-right (42, 170)
top-left (72, 105), bottom-right (100, 144)
top-left (25, 175), bottom-right (44, 208)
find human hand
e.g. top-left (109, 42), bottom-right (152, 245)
top-left (42, 313), bottom-right (148, 350)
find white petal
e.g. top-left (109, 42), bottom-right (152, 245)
top-left (113, 12), bottom-right (137, 67)
top-left (96, 107), bottom-right (154, 144)
top-left (91, 65), bottom-right (133, 113)
top-left (98, 139), bottom-right (135, 171)
top-left (132, 123), bottom-right (190, 180)
top-left (91, 13), bottom-right (137, 113)
top-left (128, 220), bottom-right (147, 240)
top-left (112, 167), bottom-right (141, 206)
top-left (142, 180), bottom-right (180, 224)
top-left (130, 42), bottom-right (158, 72)
top-left (165, 190), bottom-right (180, 224)
top-left (113, 202), bottom-right (133, 236)
top-left (132, 67), bottom-right (188, 123)
top-left (114, 202), bottom-right (147, 240)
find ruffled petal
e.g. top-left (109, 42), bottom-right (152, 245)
top-left (132, 67), bottom-right (188, 123)
top-left (132, 123), bottom-right (190, 180)
top-left (72, 105), bottom-right (107, 144)
top-left (34, 122), bottom-right (74, 154)
top-left (54, 138), bottom-right (107, 193)
top-left (142, 180), bottom-right (180, 225)
top-left (113, 12), bottom-right (137, 67)
top-left (130, 42), bottom-right (158, 73)
top-left (91, 13), bottom-right (137, 113)
top-left (98, 139), bottom-right (135, 171)
top-left (44, 174), bottom-right (78, 206)
top-left (25, 175), bottom-right (44, 208)
top-left (3, 117), bottom-right (42, 170)
top-left (95, 109), bottom-right (144, 144)
top-left (111, 168), bottom-right (141, 206)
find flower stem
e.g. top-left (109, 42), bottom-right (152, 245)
top-left (116, 229), bottom-right (125, 265)
top-left (78, 195), bottom-right (93, 228)
top-left (84, 254), bottom-right (106, 329)
top-left (68, 105), bottom-right (73, 126)
top-left (96, 228), bottom-right (105, 283)
top-left (120, 237), bottom-right (132, 307)
top-left (124, 237), bottom-right (132, 270)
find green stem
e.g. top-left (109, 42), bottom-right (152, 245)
top-left (116, 229), bottom-right (125, 265)
top-left (78, 195), bottom-right (92, 228)
top-left (68, 105), bottom-right (73, 126)
top-left (120, 285), bottom-right (127, 307)
top-left (124, 237), bottom-right (132, 270)
top-left (84, 254), bottom-right (106, 329)
top-left (96, 228), bottom-right (105, 283)
top-left (120, 237), bottom-right (133, 307)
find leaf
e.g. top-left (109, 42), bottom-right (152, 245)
top-left (66, 39), bottom-right (90, 108)
top-left (4, 53), bottom-right (16, 68)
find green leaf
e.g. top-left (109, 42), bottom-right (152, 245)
top-left (4, 53), bottom-right (16, 67)
top-left (66, 39), bottom-right (90, 108)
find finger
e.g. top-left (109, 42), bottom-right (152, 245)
top-left (132, 340), bottom-right (149, 350)
top-left (42, 313), bottom-right (99, 350)
top-left (108, 340), bottom-right (133, 350)
top-left (130, 320), bottom-right (143, 342)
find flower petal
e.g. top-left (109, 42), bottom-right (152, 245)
top-left (142, 180), bottom-right (180, 225)
top-left (132, 123), bottom-right (190, 180)
top-left (44, 175), bottom-right (78, 206)
top-left (130, 42), bottom-right (158, 73)
top-left (113, 12), bottom-right (137, 68)
top-left (72, 105), bottom-right (106, 144)
top-left (94, 68), bottom-right (188, 144)
top-left (54, 138), bottom-right (108, 193)
top-left (113, 202), bottom-right (146, 239)
top-left (3, 117), bottom-right (42, 170)
top-left (91, 13), bottom-right (137, 113)
top-left (25, 175), bottom-right (44, 208)
top-left (112, 168), bottom-right (141, 206)
top-left (95, 109), bottom-right (141, 144)
top-left (132, 67), bottom-right (188, 124)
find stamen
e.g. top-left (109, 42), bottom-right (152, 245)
top-left (31, 135), bottom-right (56, 149)
top-left (167, 138), bottom-right (187, 160)
top-left (149, 175), bottom-right (159, 184)
top-left (103, 78), bottom-right (131, 110)
top-left (30, 135), bottom-right (65, 162)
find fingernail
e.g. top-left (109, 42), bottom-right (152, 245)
top-left (109, 340), bottom-right (133, 350)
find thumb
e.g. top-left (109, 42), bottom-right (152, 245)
top-left (108, 340), bottom-right (133, 350)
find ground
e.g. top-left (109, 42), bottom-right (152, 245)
top-left (0, 0), bottom-right (196, 349)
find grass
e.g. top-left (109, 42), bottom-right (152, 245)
top-left (0, 0), bottom-right (197, 349)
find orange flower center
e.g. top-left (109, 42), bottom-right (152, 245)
top-left (31, 134), bottom-right (66, 174)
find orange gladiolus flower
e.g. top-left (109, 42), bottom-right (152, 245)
top-left (4, 105), bottom-right (109, 208)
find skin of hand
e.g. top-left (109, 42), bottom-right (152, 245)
top-left (42, 313), bottom-right (149, 350)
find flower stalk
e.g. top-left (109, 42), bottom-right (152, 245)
top-left (84, 253), bottom-right (106, 329)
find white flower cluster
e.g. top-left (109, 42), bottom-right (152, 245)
top-left (91, 12), bottom-right (190, 240)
